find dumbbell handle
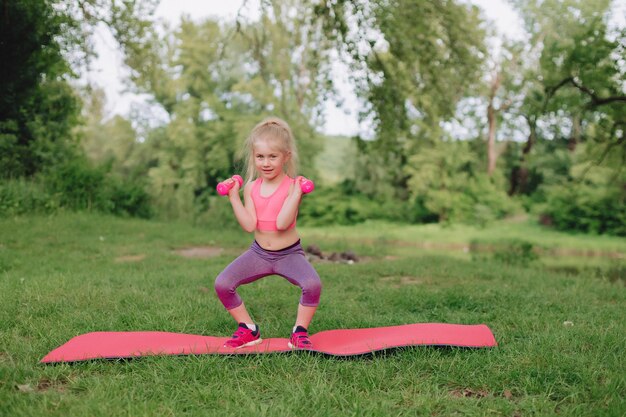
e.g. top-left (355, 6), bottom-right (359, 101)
top-left (216, 175), bottom-right (243, 196)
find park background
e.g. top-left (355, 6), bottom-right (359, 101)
top-left (1, 0), bottom-right (625, 416)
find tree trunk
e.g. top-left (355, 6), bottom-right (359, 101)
top-left (509, 118), bottom-right (536, 195)
top-left (487, 101), bottom-right (497, 176)
top-left (486, 70), bottom-right (503, 176)
top-left (568, 114), bottom-right (580, 151)
top-left (522, 120), bottom-right (536, 156)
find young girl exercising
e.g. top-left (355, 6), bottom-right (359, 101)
top-left (214, 117), bottom-right (322, 350)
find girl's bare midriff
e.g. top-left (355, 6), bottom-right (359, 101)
top-left (254, 228), bottom-right (300, 250)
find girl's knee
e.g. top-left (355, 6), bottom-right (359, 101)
top-left (214, 274), bottom-right (233, 294)
top-left (301, 278), bottom-right (322, 300)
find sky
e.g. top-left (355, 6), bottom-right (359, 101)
top-left (82, 0), bottom-right (619, 137)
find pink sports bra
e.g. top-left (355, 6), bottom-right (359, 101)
top-left (251, 175), bottom-right (297, 231)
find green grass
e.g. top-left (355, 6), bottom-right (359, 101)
top-left (1, 212), bottom-right (624, 416)
top-left (300, 216), bottom-right (626, 252)
top-left (299, 216), bottom-right (626, 268)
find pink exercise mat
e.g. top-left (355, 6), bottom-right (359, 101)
top-left (40, 323), bottom-right (497, 363)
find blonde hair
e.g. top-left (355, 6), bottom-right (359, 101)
top-left (242, 117), bottom-right (299, 184)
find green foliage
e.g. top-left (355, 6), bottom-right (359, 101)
top-left (298, 183), bottom-right (384, 226)
top-left (541, 182), bottom-right (626, 236)
top-left (0, 179), bottom-right (58, 215)
top-left (406, 141), bottom-right (520, 225)
top-left (508, 0), bottom-right (624, 197)
top-left (119, 5), bottom-right (339, 218)
top-left (0, 0), bottom-right (157, 179)
top-left (514, 138), bottom-right (574, 202)
top-left (536, 143), bottom-right (626, 236)
top-left (43, 158), bottom-right (108, 210)
top-left (193, 195), bottom-right (241, 230)
top-left (0, 76), bottom-right (81, 178)
top-left (470, 238), bottom-right (539, 266)
top-left (37, 157), bottom-right (153, 218)
top-left (99, 176), bottom-right (154, 219)
top-left (334, 0), bottom-right (488, 198)
top-left (298, 181), bottom-right (423, 226)
top-left (314, 135), bottom-right (357, 186)
top-left (80, 90), bottom-right (150, 178)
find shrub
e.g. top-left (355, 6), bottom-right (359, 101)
top-left (99, 176), bottom-right (153, 218)
top-left (42, 158), bottom-right (106, 210)
top-left (405, 141), bottom-right (520, 226)
top-left (539, 182), bottom-right (626, 237)
top-left (298, 181), bottom-right (424, 226)
top-left (0, 179), bottom-right (58, 215)
top-left (0, 157), bottom-right (153, 218)
top-left (192, 193), bottom-right (240, 230)
top-left (470, 238), bottom-right (539, 266)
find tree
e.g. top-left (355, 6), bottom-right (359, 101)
top-left (0, 0), bottom-right (158, 178)
top-left (484, 41), bottom-right (524, 176)
top-left (80, 88), bottom-right (151, 178)
top-left (508, 0), bottom-right (624, 195)
top-left (0, 0), bottom-right (79, 177)
top-left (405, 139), bottom-right (516, 224)
top-left (311, 0), bottom-right (488, 199)
top-left (119, 0), bottom-right (335, 218)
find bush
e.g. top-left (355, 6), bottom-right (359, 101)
top-left (298, 181), bottom-right (425, 226)
top-left (298, 186), bottom-right (376, 226)
top-left (43, 158), bottom-right (107, 210)
top-left (0, 179), bottom-right (58, 215)
top-left (99, 176), bottom-right (153, 219)
top-left (192, 193), bottom-right (240, 230)
top-left (405, 141), bottom-right (521, 226)
top-left (539, 182), bottom-right (626, 237)
top-left (0, 157), bottom-right (153, 218)
top-left (470, 238), bottom-right (539, 266)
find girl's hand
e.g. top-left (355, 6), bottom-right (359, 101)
top-left (290, 176), bottom-right (304, 198)
top-left (227, 178), bottom-right (241, 198)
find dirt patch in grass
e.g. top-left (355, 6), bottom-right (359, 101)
top-left (449, 388), bottom-right (517, 402)
top-left (114, 254), bottom-right (146, 263)
top-left (449, 388), bottom-right (490, 398)
top-left (36, 377), bottom-right (68, 393)
top-left (174, 246), bottom-right (224, 258)
top-left (379, 275), bottom-right (425, 288)
top-left (357, 255), bottom-right (400, 263)
top-left (16, 377), bottom-right (69, 394)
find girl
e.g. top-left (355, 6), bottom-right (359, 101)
top-left (214, 117), bottom-right (322, 350)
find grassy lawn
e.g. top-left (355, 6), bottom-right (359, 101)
top-left (300, 216), bottom-right (626, 269)
top-left (1, 212), bottom-right (624, 416)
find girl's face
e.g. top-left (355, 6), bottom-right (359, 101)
top-left (253, 139), bottom-right (290, 180)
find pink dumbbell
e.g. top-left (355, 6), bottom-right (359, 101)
top-left (216, 175), bottom-right (243, 196)
top-left (298, 176), bottom-right (315, 194)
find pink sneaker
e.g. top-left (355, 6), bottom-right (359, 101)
top-left (223, 323), bottom-right (262, 349)
top-left (288, 326), bottom-right (313, 349)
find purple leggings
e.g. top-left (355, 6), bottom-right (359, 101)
top-left (214, 239), bottom-right (322, 309)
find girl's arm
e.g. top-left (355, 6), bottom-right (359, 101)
top-left (228, 181), bottom-right (257, 233)
top-left (276, 178), bottom-right (303, 230)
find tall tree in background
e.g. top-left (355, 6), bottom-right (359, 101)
top-left (80, 88), bottom-right (152, 179)
top-left (0, 0), bottom-right (158, 178)
top-left (508, 0), bottom-right (624, 195)
top-left (120, 0), bottom-right (335, 218)
top-left (0, 0), bottom-right (79, 177)
top-left (484, 41), bottom-right (524, 176)
top-left (312, 0), bottom-right (487, 199)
